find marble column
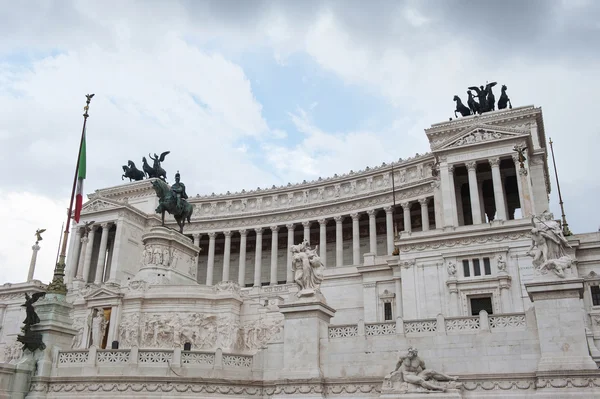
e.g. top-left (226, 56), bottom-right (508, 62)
top-left (94, 223), bottom-right (111, 284)
top-left (108, 305), bottom-right (121, 343)
top-left (76, 235), bottom-right (89, 280)
top-left (107, 219), bottom-right (123, 283)
top-left (254, 228), bottom-right (263, 287)
top-left (27, 243), bottom-right (41, 282)
top-left (440, 164), bottom-right (457, 227)
top-left (334, 216), bottom-right (343, 267)
top-left (402, 202), bottom-right (412, 234)
top-left (238, 230), bottom-right (247, 286)
top-left (192, 233), bottom-right (200, 247)
top-left (351, 213), bottom-right (360, 265)
top-left (270, 226), bottom-right (279, 285)
top-left (466, 161), bottom-right (483, 224)
top-left (448, 165), bottom-right (458, 225)
top-left (286, 224), bottom-right (294, 283)
top-left (394, 278), bottom-right (403, 318)
top-left (432, 180), bottom-right (443, 229)
top-left (384, 206), bottom-right (394, 255)
top-left (367, 209), bottom-right (377, 255)
top-left (512, 154), bottom-right (533, 218)
top-left (82, 226), bottom-right (97, 283)
top-left (318, 219), bottom-right (327, 268)
top-left (206, 232), bottom-right (216, 286)
top-left (489, 157), bottom-right (507, 221)
top-left (222, 231), bottom-right (232, 282)
top-left (302, 221), bottom-right (311, 243)
top-left (68, 227), bottom-right (83, 281)
top-left (419, 198), bottom-right (430, 232)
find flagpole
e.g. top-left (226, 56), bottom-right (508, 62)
top-left (47, 94), bottom-right (94, 295)
top-left (548, 137), bottom-right (572, 237)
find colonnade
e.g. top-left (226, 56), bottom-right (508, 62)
top-left (67, 222), bottom-right (118, 284)
top-left (192, 197), bottom-right (435, 287)
top-left (439, 155), bottom-right (531, 227)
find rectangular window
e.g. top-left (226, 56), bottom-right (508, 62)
top-left (384, 302), bottom-right (393, 321)
top-left (483, 257), bottom-right (491, 275)
top-left (462, 260), bottom-right (470, 277)
top-left (473, 259), bottom-right (481, 276)
top-left (470, 296), bottom-right (493, 316)
top-left (592, 286), bottom-right (600, 306)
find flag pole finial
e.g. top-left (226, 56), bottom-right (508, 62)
top-left (47, 94), bottom-right (94, 295)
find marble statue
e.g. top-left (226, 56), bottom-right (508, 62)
top-left (291, 240), bottom-right (324, 297)
top-left (527, 211), bottom-right (574, 278)
top-left (71, 317), bottom-right (85, 349)
top-left (383, 347), bottom-right (459, 394)
top-left (497, 254), bottom-right (507, 272)
top-left (90, 308), bottom-right (108, 348)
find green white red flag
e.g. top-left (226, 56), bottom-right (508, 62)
top-left (73, 128), bottom-right (86, 223)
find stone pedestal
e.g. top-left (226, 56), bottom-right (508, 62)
top-left (28, 294), bottom-right (77, 398)
top-left (131, 226), bottom-right (200, 285)
top-left (525, 278), bottom-right (597, 371)
top-left (277, 295), bottom-right (335, 389)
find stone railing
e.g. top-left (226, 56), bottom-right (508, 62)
top-left (329, 324), bottom-right (359, 338)
top-left (488, 313), bottom-right (527, 330)
top-left (56, 347), bottom-right (254, 370)
top-left (328, 312), bottom-right (528, 340)
top-left (57, 350), bottom-right (88, 365)
top-left (365, 322), bottom-right (396, 336)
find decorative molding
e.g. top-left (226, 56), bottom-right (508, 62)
top-left (400, 232), bottom-right (528, 253)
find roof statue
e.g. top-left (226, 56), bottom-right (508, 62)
top-left (143, 151), bottom-right (170, 181)
top-left (453, 81), bottom-right (512, 117)
top-left (122, 160), bottom-right (145, 181)
top-left (34, 228), bottom-right (46, 243)
top-left (151, 170), bottom-right (194, 233)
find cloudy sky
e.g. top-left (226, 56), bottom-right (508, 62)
top-left (1, 0), bottom-right (598, 284)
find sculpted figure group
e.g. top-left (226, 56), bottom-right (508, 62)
top-left (291, 240), bottom-right (324, 297)
top-left (527, 211), bottom-right (575, 278)
top-left (453, 81), bottom-right (512, 118)
top-left (115, 312), bottom-right (282, 352)
top-left (122, 151), bottom-right (170, 182)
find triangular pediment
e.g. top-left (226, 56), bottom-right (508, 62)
top-left (83, 287), bottom-right (123, 301)
top-left (81, 197), bottom-right (122, 214)
top-left (436, 124), bottom-right (528, 150)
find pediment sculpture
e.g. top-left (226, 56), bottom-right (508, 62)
top-left (526, 211), bottom-right (575, 278)
top-left (382, 347), bottom-right (461, 394)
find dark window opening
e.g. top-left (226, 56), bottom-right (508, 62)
top-left (473, 258), bottom-right (481, 276)
top-left (470, 296), bottom-right (493, 316)
top-left (384, 302), bottom-right (393, 321)
top-left (462, 260), bottom-right (470, 277)
top-left (483, 257), bottom-right (491, 275)
top-left (591, 286), bottom-right (600, 306)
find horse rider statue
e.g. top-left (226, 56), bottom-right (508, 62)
top-left (171, 170), bottom-right (188, 213)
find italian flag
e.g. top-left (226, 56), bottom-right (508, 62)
top-left (73, 130), bottom-right (86, 223)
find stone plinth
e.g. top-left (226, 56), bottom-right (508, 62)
top-left (525, 278), bottom-right (597, 371)
top-left (278, 295), bottom-right (335, 383)
top-left (27, 294), bottom-right (76, 398)
top-left (132, 226), bottom-right (199, 285)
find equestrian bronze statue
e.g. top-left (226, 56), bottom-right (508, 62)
top-left (151, 171), bottom-right (194, 233)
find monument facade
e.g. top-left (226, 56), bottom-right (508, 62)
top-left (1, 105), bottom-right (600, 398)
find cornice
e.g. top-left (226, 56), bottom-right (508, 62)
top-left (425, 105), bottom-right (540, 137)
top-left (184, 182), bottom-right (434, 232)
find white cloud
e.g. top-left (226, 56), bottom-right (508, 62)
top-left (0, 191), bottom-right (66, 284)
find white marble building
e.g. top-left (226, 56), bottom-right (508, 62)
top-left (2, 105), bottom-right (600, 398)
